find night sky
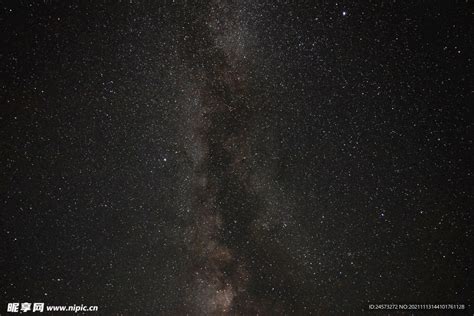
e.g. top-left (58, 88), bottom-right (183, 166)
top-left (1, 1), bottom-right (472, 314)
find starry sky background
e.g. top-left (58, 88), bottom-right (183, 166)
top-left (1, 1), bottom-right (472, 314)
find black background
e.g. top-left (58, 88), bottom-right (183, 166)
top-left (1, 1), bottom-right (472, 314)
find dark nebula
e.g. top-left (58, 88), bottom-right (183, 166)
top-left (1, 1), bottom-right (472, 314)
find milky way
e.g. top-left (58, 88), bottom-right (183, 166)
top-left (177, 2), bottom-right (279, 312)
